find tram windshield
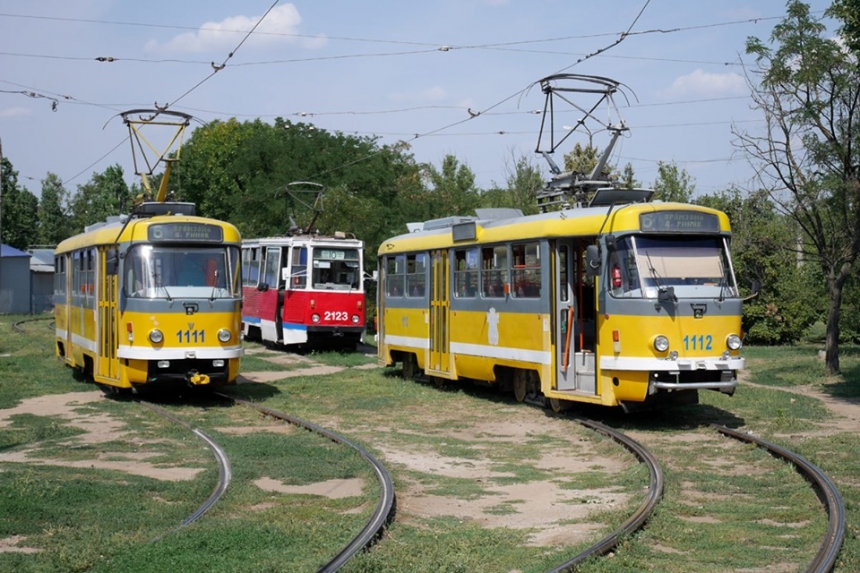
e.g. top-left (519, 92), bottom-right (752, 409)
top-left (311, 247), bottom-right (362, 290)
top-left (609, 235), bottom-right (738, 299)
top-left (124, 245), bottom-right (241, 299)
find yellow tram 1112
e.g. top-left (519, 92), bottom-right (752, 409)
top-left (53, 201), bottom-right (244, 391)
top-left (376, 192), bottom-right (747, 412)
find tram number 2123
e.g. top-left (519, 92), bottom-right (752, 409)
top-left (324, 311), bottom-right (349, 322)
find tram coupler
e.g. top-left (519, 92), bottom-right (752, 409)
top-left (187, 370), bottom-right (211, 386)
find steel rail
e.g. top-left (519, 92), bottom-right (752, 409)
top-left (546, 416), bottom-right (664, 573)
top-left (713, 425), bottom-right (846, 573)
top-left (215, 392), bottom-right (396, 573)
top-left (136, 400), bottom-right (232, 541)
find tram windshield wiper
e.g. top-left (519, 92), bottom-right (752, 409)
top-left (645, 252), bottom-right (677, 304)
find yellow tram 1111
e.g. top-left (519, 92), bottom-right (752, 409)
top-left (53, 202), bottom-right (244, 391)
top-left (376, 193), bottom-right (747, 412)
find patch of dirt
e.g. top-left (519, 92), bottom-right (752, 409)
top-left (0, 535), bottom-right (40, 554)
top-left (0, 391), bottom-right (203, 481)
top-left (254, 477), bottom-right (366, 499)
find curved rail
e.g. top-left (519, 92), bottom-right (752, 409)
top-left (713, 425), bottom-right (846, 573)
top-left (215, 392), bottom-right (396, 573)
top-left (11, 316), bottom-right (54, 333)
top-left (136, 400), bottom-right (232, 540)
top-left (546, 417), bottom-right (664, 573)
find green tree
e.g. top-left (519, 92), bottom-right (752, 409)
top-left (481, 152), bottom-right (544, 215)
top-left (1, 157), bottom-right (39, 250)
top-left (699, 187), bottom-right (823, 344)
top-left (68, 165), bottom-right (133, 233)
top-left (736, 0), bottom-right (860, 373)
top-left (421, 155), bottom-right (481, 217)
top-left (653, 160), bottom-right (694, 203)
top-left (37, 173), bottom-right (72, 246)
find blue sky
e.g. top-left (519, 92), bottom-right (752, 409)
top-left (0, 0), bottom-right (835, 200)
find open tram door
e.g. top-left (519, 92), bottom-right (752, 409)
top-left (427, 249), bottom-right (451, 376)
top-left (554, 239), bottom-right (597, 394)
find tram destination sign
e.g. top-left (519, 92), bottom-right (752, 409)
top-left (148, 223), bottom-right (224, 242)
top-left (639, 211), bottom-right (720, 233)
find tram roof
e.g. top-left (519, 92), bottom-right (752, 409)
top-left (242, 234), bottom-right (364, 248)
top-left (378, 201), bottom-right (731, 255)
top-left (55, 214), bottom-right (241, 253)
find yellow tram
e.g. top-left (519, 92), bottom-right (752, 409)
top-left (53, 202), bottom-right (244, 391)
top-left (377, 192), bottom-right (746, 411)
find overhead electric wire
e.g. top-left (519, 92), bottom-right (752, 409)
top-left (3, 2), bottom-right (794, 188)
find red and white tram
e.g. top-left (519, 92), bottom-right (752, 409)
top-left (241, 232), bottom-right (367, 349)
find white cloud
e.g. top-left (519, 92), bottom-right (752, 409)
top-left (660, 69), bottom-right (746, 98)
top-left (0, 107), bottom-right (32, 119)
top-left (146, 4), bottom-right (325, 54)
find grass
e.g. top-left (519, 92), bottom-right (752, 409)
top-left (0, 316), bottom-right (858, 572)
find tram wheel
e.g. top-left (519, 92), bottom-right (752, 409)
top-left (549, 397), bottom-right (568, 413)
top-left (513, 370), bottom-right (528, 402)
top-left (402, 353), bottom-right (415, 380)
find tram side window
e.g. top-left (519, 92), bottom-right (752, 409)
top-left (511, 242), bottom-right (541, 298)
top-left (481, 245), bottom-right (506, 298)
top-left (406, 253), bottom-right (427, 297)
top-left (72, 251), bottom-right (82, 296)
top-left (291, 247), bottom-right (307, 289)
top-left (386, 255), bottom-right (404, 297)
top-left (248, 247), bottom-right (262, 286)
top-left (85, 249), bottom-right (94, 299)
top-left (454, 248), bottom-right (478, 298)
top-left (241, 248), bottom-right (252, 286)
top-left (54, 256), bottom-right (66, 295)
top-left (263, 247), bottom-right (280, 287)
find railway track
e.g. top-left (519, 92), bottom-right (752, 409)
top-left (714, 425), bottom-right (846, 573)
top-left (213, 391), bottom-right (396, 573)
top-left (135, 400), bottom-right (232, 542)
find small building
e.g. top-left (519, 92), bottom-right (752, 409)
top-left (0, 244), bottom-right (32, 314)
top-left (28, 248), bottom-right (55, 314)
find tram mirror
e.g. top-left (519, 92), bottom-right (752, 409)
top-left (257, 282), bottom-right (269, 292)
top-left (604, 235), bottom-right (617, 251)
top-left (585, 245), bottom-right (601, 276)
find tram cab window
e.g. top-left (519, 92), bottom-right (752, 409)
top-left (610, 236), bottom-right (738, 299)
top-left (454, 248), bottom-right (478, 298)
top-left (125, 245), bottom-right (238, 298)
top-left (511, 242), bottom-right (540, 298)
top-left (312, 247), bottom-right (361, 290)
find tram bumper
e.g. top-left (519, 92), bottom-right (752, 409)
top-left (601, 355), bottom-right (744, 396)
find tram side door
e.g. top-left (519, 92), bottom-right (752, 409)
top-left (428, 249), bottom-right (450, 375)
top-left (96, 247), bottom-right (119, 380)
top-left (260, 247), bottom-right (282, 342)
top-left (554, 240), bottom-right (596, 393)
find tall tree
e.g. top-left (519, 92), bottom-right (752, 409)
top-left (653, 160), bottom-right (695, 203)
top-left (422, 155), bottom-right (481, 217)
top-left (736, 0), bottom-right (860, 373)
top-left (481, 152), bottom-right (545, 215)
top-left (0, 157), bottom-right (39, 250)
top-left (37, 173), bottom-right (72, 246)
top-left (68, 165), bottom-right (132, 233)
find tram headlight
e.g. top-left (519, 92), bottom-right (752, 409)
top-left (311, 313), bottom-right (321, 323)
top-left (727, 334), bottom-right (742, 350)
top-left (218, 329), bottom-right (232, 343)
top-left (654, 335), bottom-right (670, 352)
top-left (149, 329), bottom-right (164, 344)
top-left (351, 314), bottom-right (360, 324)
